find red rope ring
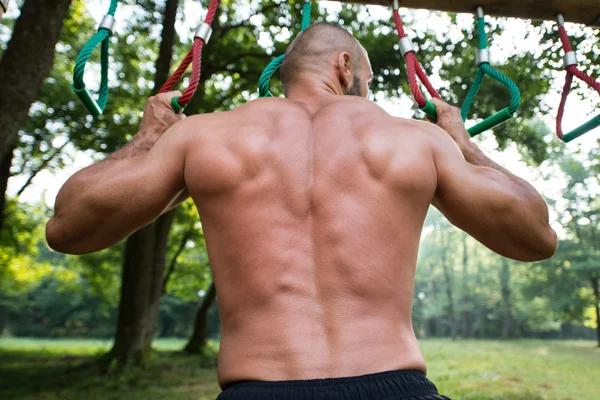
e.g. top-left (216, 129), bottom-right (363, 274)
top-left (159, 0), bottom-right (219, 108)
top-left (556, 24), bottom-right (600, 139)
top-left (392, 9), bottom-right (440, 108)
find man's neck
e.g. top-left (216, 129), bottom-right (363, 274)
top-left (285, 74), bottom-right (344, 102)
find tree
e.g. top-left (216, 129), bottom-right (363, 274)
top-left (108, 0), bottom-right (180, 364)
top-left (500, 258), bottom-right (516, 339)
top-left (0, 0), bottom-right (72, 233)
top-left (4, 0), bottom-right (597, 354)
top-left (524, 149), bottom-right (600, 346)
top-left (184, 282), bottom-right (217, 354)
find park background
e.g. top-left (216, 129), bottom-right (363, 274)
top-left (0, 0), bottom-right (599, 399)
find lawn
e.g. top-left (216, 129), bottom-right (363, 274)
top-left (0, 338), bottom-right (598, 400)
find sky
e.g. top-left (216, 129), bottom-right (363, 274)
top-left (4, 0), bottom-right (599, 236)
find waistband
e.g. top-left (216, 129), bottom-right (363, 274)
top-left (218, 369), bottom-right (441, 400)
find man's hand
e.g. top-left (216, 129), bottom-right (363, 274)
top-left (137, 91), bottom-right (186, 145)
top-left (109, 91), bottom-right (185, 160)
top-left (431, 98), bottom-right (472, 152)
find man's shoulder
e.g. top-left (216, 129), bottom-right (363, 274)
top-left (390, 117), bottom-right (450, 147)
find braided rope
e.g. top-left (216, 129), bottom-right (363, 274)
top-left (258, 1), bottom-right (312, 98)
top-left (460, 12), bottom-right (521, 135)
top-left (482, 63), bottom-right (520, 114)
top-left (258, 55), bottom-right (285, 97)
top-left (72, 0), bottom-right (119, 116)
top-left (460, 68), bottom-right (485, 121)
top-left (556, 24), bottom-right (600, 142)
top-left (159, 0), bottom-right (219, 110)
top-left (392, 8), bottom-right (440, 116)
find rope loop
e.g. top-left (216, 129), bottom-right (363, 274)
top-left (556, 14), bottom-right (600, 143)
top-left (460, 7), bottom-right (521, 137)
top-left (72, 0), bottom-right (120, 116)
top-left (159, 0), bottom-right (220, 111)
top-left (258, 1), bottom-right (312, 98)
top-left (392, 7), bottom-right (440, 121)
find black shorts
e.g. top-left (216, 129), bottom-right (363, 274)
top-left (216, 369), bottom-right (452, 400)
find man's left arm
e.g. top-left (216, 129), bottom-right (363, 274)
top-left (46, 92), bottom-right (189, 255)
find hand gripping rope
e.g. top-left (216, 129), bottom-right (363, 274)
top-left (258, 0), bottom-right (312, 98)
top-left (460, 7), bottom-right (521, 137)
top-left (159, 0), bottom-right (219, 112)
top-left (392, 0), bottom-right (440, 121)
top-left (72, 0), bottom-right (119, 117)
top-left (555, 13), bottom-right (600, 143)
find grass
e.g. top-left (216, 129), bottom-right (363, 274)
top-left (0, 338), bottom-right (598, 400)
top-left (421, 339), bottom-right (599, 400)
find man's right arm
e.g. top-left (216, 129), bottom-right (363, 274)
top-left (426, 99), bottom-right (557, 262)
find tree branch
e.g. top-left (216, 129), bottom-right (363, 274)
top-left (15, 140), bottom-right (68, 199)
top-left (162, 227), bottom-right (194, 294)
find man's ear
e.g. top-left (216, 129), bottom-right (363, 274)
top-left (337, 52), bottom-right (352, 88)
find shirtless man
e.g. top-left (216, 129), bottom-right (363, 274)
top-left (47, 23), bottom-right (557, 400)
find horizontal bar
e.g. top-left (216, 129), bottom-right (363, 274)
top-left (344, 0), bottom-right (600, 26)
top-left (467, 107), bottom-right (513, 137)
top-left (420, 101), bottom-right (437, 122)
top-left (562, 114), bottom-right (600, 143)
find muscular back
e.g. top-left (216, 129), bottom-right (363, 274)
top-left (184, 97), bottom-right (437, 388)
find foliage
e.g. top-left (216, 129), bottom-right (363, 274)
top-left (0, 338), bottom-right (598, 399)
top-left (1, 0), bottom-right (599, 346)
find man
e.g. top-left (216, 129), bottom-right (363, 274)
top-left (47, 23), bottom-right (557, 399)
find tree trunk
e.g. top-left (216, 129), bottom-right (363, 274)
top-left (461, 233), bottom-right (470, 338)
top-left (0, 295), bottom-right (8, 336)
top-left (440, 233), bottom-right (457, 339)
top-left (0, 0), bottom-right (71, 233)
top-left (147, 211), bottom-right (176, 341)
top-left (110, 225), bottom-right (157, 362)
top-left (0, 145), bottom-right (14, 234)
top-left (591, 273), bottom-right (600, 348)
top-left (500, 258), bottom-right (515, 339)
top-left (429, 278), bottom-right (440, 337)
top-left (109, 0), bottom-right (179, 364)
top-left (152, 0), bottom-right (178, 93)
top-left (185, 282), bottom-right (217, 354)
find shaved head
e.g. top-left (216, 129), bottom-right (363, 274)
top-left (280, 23), bottom-right (368, 96)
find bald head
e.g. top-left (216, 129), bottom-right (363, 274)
top-left (280, 23), bottom-right (370, 97)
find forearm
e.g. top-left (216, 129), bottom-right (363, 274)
top-left (108, 130), bottom-right (156, 160)
top-left (111, 131), bottom-right (189, 210)
top-left (459, 140), bottom-right (547, 202)
top-left (459, 140), bottom-right (513, 177)
top-left (48, 133), bottom-right (173, 250)
top-left (459, 141), bottom-right (557, 259)
top-left (47, 157), bottom-right (166, 254)
top-left (46, 93), bottom-right (188, 254)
